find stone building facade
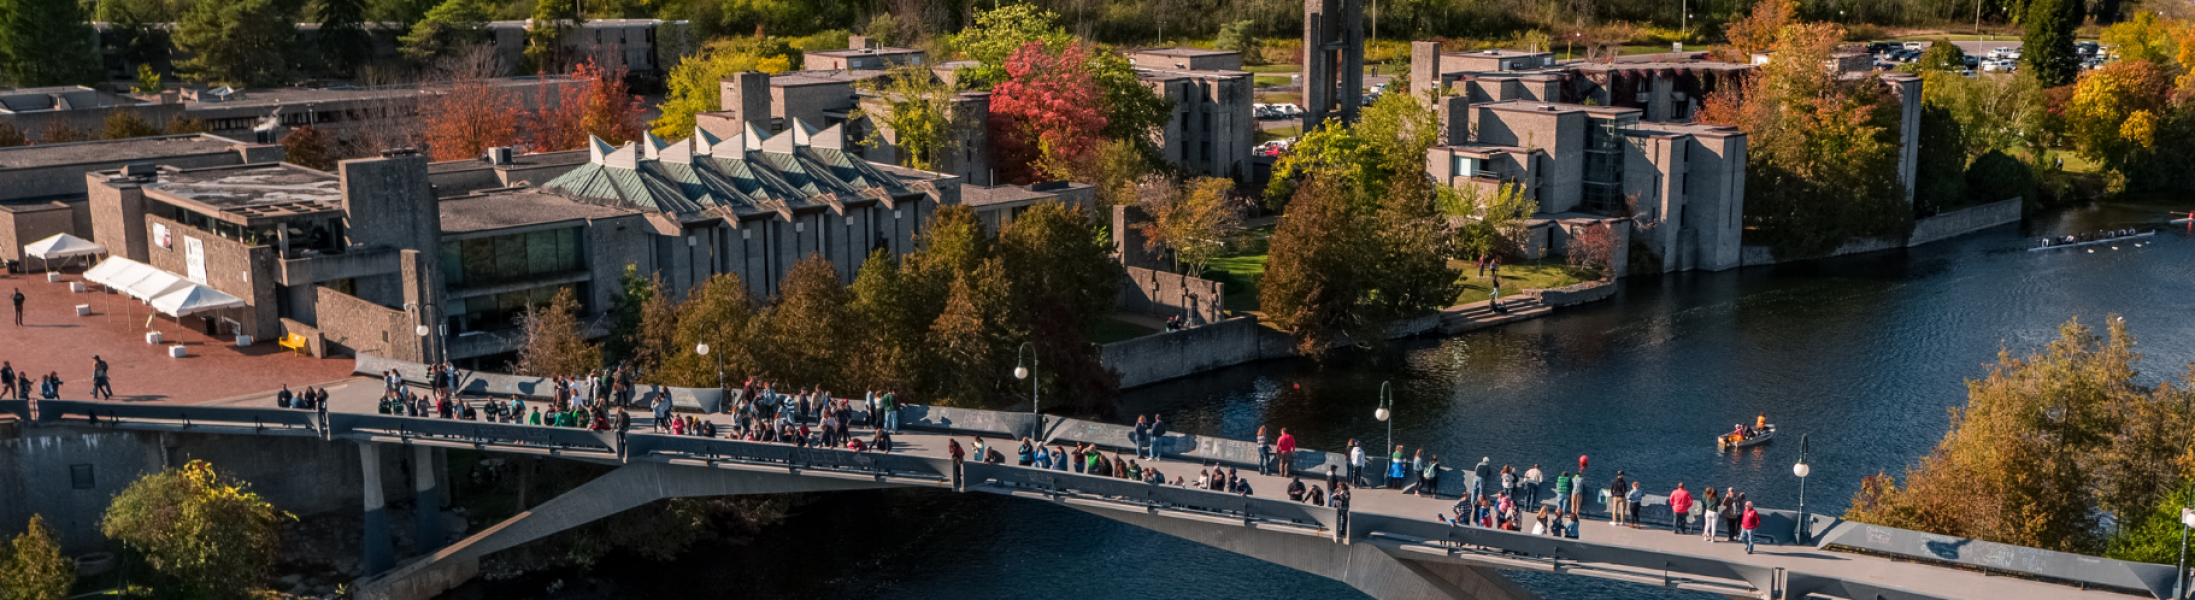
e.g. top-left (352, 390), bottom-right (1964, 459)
top-left (1302, 0), bottom-right (1365, 128)
top-left (0, 134), bottom-right (278, 264)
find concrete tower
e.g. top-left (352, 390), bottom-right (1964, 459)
top-left (1303, 0), bottom-right (1365, 129)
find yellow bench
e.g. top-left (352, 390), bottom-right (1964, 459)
top-left (278, 333), bottom-right (309, 356)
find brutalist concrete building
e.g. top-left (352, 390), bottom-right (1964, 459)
top-left (79, 122), bottom-right (985, 366)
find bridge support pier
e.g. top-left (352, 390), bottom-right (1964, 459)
top-left (353, 461), bottom-right (911, 600)
top-left (359, 442), bottom-right (396, 575)
top-left (1069, 504), bottom-right (1541, 600)
top-left (412, 445), bottom-right (443, 554)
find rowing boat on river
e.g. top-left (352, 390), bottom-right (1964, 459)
top-left (2031, 231), bottom-right (2153, 252)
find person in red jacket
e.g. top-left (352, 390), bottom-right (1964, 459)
top-left (1668, 483), bottom-right (1694, 535)
top-left (1741, 501), bottom-right (1762, 554)
top-left (1276, 429), bottom-right (1298, 477)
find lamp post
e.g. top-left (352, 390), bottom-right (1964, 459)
top-left (1015, 341), bottom-right (1040, 439)
top-left (2176, 506), bottom-right (2193, 600)
top-left (404, 303), bottom-right (445, 364)
top-left (1793, 434), bottom-right (1813, 544)
top-left (696, 343), bottom-right (724, 393)
top-left (1375, 380), bottom-right (1394, 463)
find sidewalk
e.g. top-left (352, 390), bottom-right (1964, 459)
top-left (0, 270), bottom-right (352, 403)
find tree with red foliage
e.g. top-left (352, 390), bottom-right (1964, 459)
top-left (419, 48), bottom-right (520, 162)
top-left (530, 58), bottom-right (647, 152)
top-left (987, 41), bottom-right (1107, 184)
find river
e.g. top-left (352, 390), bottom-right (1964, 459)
top-left (470, 200), bottom-right (2195, 600)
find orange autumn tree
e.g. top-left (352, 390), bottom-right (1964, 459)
top-left (987, 41), bottom-right (1107, 184)
top-left (419, 51), bottom-right (520, 161)
top-left (1719, 0), bottom-right (1799, 61)
top-left (530, 58), bottom-right (647, 152)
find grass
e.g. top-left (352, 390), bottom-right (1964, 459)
top-left (1090, 315), bottom-right (1162, 344)
top-left (1202, 224), bottom-right (1275, 313)
top-left (1255, 74), bottom-right (1294, 87)
top-left (2043, 149), bottom-right (2101, 174)
top-left (1450, 258), bottom-right (1600, 305)
top-left (1257, 91), bottom-right (1302, 105)
top-left (1256, 125), bottom-right (1302, 143)
top-left (1244, 63), bottom-right (1301, 73)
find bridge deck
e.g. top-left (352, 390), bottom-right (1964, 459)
top-left (197, 377), bottom-right (2145, 600)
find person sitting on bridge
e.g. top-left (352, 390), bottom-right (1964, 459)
top-left (848, 437), bottom-right (869, 452)
top-left (983, 446), bottom-right (1006, 465)
top-left (1307, 485), bottom-right (1326, 506)
top-left (870, 429), bottom-right (892, 453)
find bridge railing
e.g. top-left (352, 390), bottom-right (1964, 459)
top-left (354, 354), bottom-right (726, 413)
top-left (1815, 521), bottom-right (2177, 599)
top-left (29, 399), bottom-right (322, 433)
top-left (328, 412), bottom-right (619, 454)
top-left (1356, 513), bottom-right (1794, 595)
top-left (0, 399), bottom-right (27, 422)
top-left (962, 462), bottom-right (1340, 532)
top-left (621, 433), bottom-right (950, 481)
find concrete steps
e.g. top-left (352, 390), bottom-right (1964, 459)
top-left (1438, 295), bottom-right (1551, 335)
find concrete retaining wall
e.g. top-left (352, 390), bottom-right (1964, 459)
top-left (1117, 266), bottom-right (1225, 326)
top-left (1527, 279), bottom-right (1615, 307)
top-left (354, 355), bottom-right (725, 413)
top-left (1909, 197), bottom-right (2022, 246)
top-left (1100, 316), bottom-right (1292, 388)
top-left (0, 424), bottom-right (413, 553)
top-left (1741, 197), bottom-right (2023, 266)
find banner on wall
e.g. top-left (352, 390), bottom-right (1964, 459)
top-left (184, 237), bottom-right (206, 283)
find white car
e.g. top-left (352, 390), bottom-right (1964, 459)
top-left (1276, 103), bottom-right (1304, 117)
top-left (1904, 42), bottom-right (1926, 51)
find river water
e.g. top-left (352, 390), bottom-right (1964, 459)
top-left (476, 200), bottom-right (2195, 600)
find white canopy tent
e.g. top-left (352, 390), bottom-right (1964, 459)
top-left (22, 233), bottom-right (106, 272)
top-left (148, 284), bottom-right (244, 317)
top-left (84, 258), bottom-right (192, 301)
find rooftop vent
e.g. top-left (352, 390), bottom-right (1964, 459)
top-left (485, 146), bottom-right (514, 165)
top-left (379, 147), bottom-right (419, 158)
top-left (1538, 105), bottom-right (1556, 111)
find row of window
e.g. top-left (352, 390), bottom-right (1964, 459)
top-left (439, 228), bottom-right (585, 288)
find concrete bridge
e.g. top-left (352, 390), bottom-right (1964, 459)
top-left (2, 380), bottom-right (2180, 600)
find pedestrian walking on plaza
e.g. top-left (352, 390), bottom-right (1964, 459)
top-left (1740, 501), bottom-right (1761, 554)
top-left (2, 361), bottom-right (15, 399)
top-left (1668, 483), bottom-right (1693, 535)
top-left (1276, 429), bottom-right (1298, 477)
top-left (12, 288), bottom-right (23, 325)
top-left (1626, 481), bottom-right (1645, 528)
top-left (1347, 440), bottom-right (1367, 486)
top-left (91, 356), bottom-right (111, 400)
top-left (1256, 426), bottom-right (1273, 475)
top-left (1386, 445), bottom-right (1408, 489)
top-left (1131, 415), bottom-right (1151, 460)
top-left (1148, 415), bottom-right (1169, 460)
top-left (1524, 464), bottom-right (1544, 506)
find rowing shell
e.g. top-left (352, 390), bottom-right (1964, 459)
top-left (2031, 231), bottom-right (2154, 252)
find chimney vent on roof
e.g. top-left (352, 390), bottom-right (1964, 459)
top-left (380, 147), bottom-right (418, 158)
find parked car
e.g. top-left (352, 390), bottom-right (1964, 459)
top-left (1867, 42), bottom-right (1901, 55)
top-left (1903, 41), bottom-right (1926, 51)
top-left (1275, 103), bottom-right (1304, 118)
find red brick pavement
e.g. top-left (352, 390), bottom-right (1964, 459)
top-left (0, 270), bottom-right (352, 404)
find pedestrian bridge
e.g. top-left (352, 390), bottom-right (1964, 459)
top-left (2, 391), bottom-right (2179, 600)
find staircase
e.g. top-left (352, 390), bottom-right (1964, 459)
top-left (1438, 295), bottom-right (1552, 335)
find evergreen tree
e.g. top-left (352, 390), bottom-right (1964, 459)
top-left (401, 0), bottom-right (490, 63)
top-left (97, 0), bottom-right (173, 78)
top-left (0, 0), bottom-right (100, 87)
top-left (173, 0), bottom-right (298, 87)
top-left (2021, 0), bottom-right (2083, 87)
top-left (755, 255), bottom-right (856, 390)
top-left (318, 0), bottom-right (374, 76)
top-left (656, 273), bottom-right (755, 389)
top-left (849, 250), bottom-right (925, 392)
top-left (1913, 105), bottom-right (1969, 213)
top-left (926, 257), bottom-right (1013, 407)
top-left (523, 0), bottom-right (580, 73)
top-left (514, 287), bottom-right (601, 377)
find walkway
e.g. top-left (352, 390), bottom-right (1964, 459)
top-left (189, 377), bottom-right (2157, 600)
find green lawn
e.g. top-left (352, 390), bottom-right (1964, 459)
top-left (1256, 125), bottom-right (1302, 143)
top-left (1255, 74), bottom-right (1294, 87)
top-left (1091, 315), bottom-right (1162, 344)
top-left (1450, 259), bottom-right (1600, 305)
top-left (1244, 63), bottom-right (1301, 73)
top-left (1202, 224), bottom-right (1275, 313)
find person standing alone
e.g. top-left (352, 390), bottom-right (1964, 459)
top-left (90, 356), bottom-right (112, 400)
top-left (11, 288), bottom-right (23, 325)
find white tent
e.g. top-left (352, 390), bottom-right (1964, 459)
top-left (82, 258), bottom-right (192, 300)
top-left (148, 284), bottom-right (244, 317)
top-left (22, 233), bottom-right (104, 260)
